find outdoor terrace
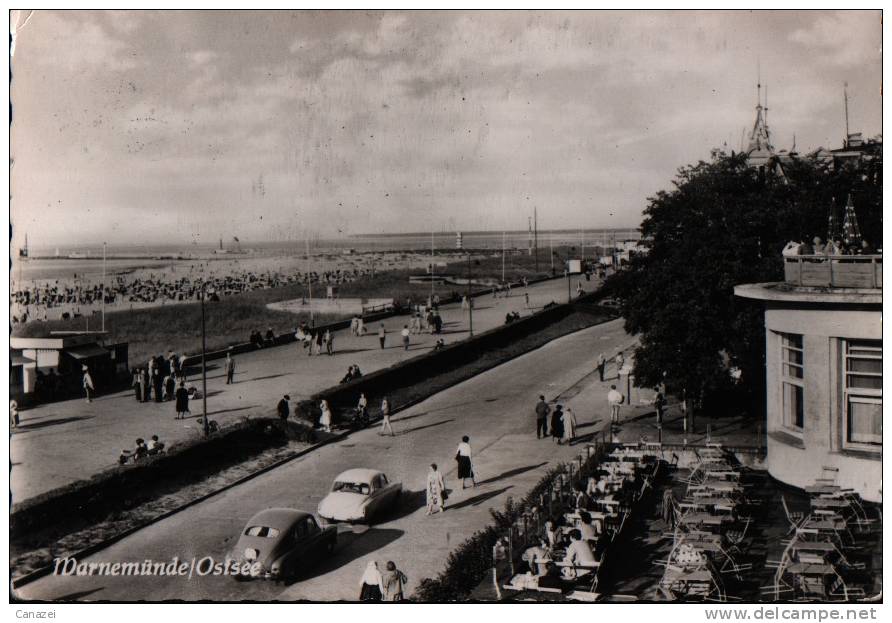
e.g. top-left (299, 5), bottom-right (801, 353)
top-left (783, 255), bottom-right (882, 290)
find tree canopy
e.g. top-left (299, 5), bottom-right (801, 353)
top-left (606, 146), bottom-right (882, 416)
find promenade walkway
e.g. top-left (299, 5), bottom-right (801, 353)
top-left (10, 275), bottom-right (595, 503)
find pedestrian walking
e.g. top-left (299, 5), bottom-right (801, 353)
top-left (324, 329), bottom-right (333, 355)
top-left (350, 316), bottom-right (359, 337)
top-left (82, 365), bottom-right (94, 403)
top-left (164, 374), bottom-right (175, 401)
top-left (654, 390), bottom-right (666, 424)
top-left (426, 463), bottom-right (447, 515)
top-left (319, 399), bottom-right (333, 433)
top-left (10, 400), bottom-right (19, 429)
top-left (152, 367), bottom-right (163, 403)
top-left (174, 381), bottom-right (189, 419)
top-left (358, 561), bottom-right (384, 601)
top-left (131, 368), bottom-right (141, 402)
top-left (535, 395), bottom-right (550, 439)
top-left (224, 351), bottom-right (235, 384)
top-left (562, 406), bottom-right (577, 445)
top-left (596, 353), bottom-right (606, 382)
top-left (615, 352), bottom-right (625, 379)
top-left (401, 325), bottom-right (410, 351)
top-left (455, 435), bottom-right (476, 488)
top-left (551, 404), bottom-right (565, 444)
top-left (357, 317), bottom-right (366, 335)
top-left (524, 292), bottom-right (530, 308)
top-left (379, 397), bottom-right (394, 436)
top-left (380, 561), bottom-right (407, 601)
top-left (277, 394), bottom-right (291, 421)
top-left (140, 368), bottom-right (149, 402)
top-left (378, 324), bottom-right (386, 349)
top-left (608, 385), bottom-right (624, 424)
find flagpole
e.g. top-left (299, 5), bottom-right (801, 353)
top-left (102, 242), bottom-right (106, 332)
top-left (306, 235), bottom-right (313, 327)
top-left (501, 231), bottom-right (506, 284)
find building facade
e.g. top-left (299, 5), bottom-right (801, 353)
top-left (735, 255), bottom-right (882, 502)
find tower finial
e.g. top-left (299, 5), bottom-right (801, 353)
top-left (844, 82), bottom-right (850, 146)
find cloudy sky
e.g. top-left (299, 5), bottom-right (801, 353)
top-left (10, 10), bottom-right (882, 248)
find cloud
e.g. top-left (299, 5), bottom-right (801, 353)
top-left (21, 11), bottom-right (139, 72)
top-left (8, 10), bottom-right (884, 247)
top-left (790, 11), bottom-right (881, 67)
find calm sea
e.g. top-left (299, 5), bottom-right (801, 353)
top-left (16, 229), bottom-right (639, 283)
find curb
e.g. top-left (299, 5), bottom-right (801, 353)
top-left (10, 429), bottom-right (350, 590)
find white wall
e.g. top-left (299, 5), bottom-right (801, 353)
top-left (763, 306), bottom-right (881, 503)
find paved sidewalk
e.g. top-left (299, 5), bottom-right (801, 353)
top-left (11, 276), bottom-right (595, 503)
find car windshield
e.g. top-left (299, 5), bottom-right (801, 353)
top-left (244, 525), bottom-right (280, 538)
top-left (332, 481), bottom-right (370, 495)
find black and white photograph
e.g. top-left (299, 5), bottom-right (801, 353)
top-left (6, 8), bottom-right (884, 610)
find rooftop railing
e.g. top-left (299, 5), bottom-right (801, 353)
top-left (783, 255), bottom-right (882, 289)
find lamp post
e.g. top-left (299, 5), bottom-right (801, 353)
top-left (200, 283), bottom-right (209, 437)
top-left (467, 252), bottom-right (473, 336)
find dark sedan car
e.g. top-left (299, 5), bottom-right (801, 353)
top-left (230, 508), bottom-right (337, 582)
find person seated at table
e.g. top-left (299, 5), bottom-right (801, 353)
top-left (521, 537), bottom-right (551, 576)
top-left (537, 562), bottom-right (564, 590)
top-left (578, 511), bottom-right (599, 540)
top-left (573, 482), bottom-right (591, 510)
top-left (562, 529), bottom-right (598, 580)
top-left (543, 520), bottom-right (557, 547)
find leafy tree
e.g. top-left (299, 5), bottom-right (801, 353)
top-left (606, 146), bottom-right (882, 421)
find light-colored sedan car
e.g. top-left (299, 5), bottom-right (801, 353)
top-left (317, 468), bottom-right (402, 523)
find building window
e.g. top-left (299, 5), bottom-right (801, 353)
top-left (843, 340), bottom-right (882, 448)
top-left (780, 333), bottom-right (804, 431)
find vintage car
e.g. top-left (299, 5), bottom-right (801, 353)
top-left (230, 508), bottom-right (336, 581)
top-left (317, 468), bottom-right (402, 523)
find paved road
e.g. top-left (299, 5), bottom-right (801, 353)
top-left (16, 318), bottom-right (635, 602)
top-left (11, 275), bottom-right (598, 503)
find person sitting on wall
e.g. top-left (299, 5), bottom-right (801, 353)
top-left (782, 240), bottom-right (802, 257)
top-left (433, 338), bottom-right (445, 351)
top-left (340, 365), bottom-right (358, 384)
top-left (147, 434), bottom-right (165, 455)
top-left (264, 327), bottom-right (276, 347)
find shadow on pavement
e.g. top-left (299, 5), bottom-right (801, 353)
top-left (330, 348), bottom-right (373, 356)
top-left (13, 415), bottom-right (93, 432)
top-left (390, 489), bottom-right (427, 521)
top-left (296, 528), bottom-right (405, 583)
top-left (398, 418), bottom-right (454, 436)
top-left (476, 462), bottom-right (548, 486)
top-left (206, 405), bottom-right (260, 417)
top-left (446, 486), bottom-right (513, 511)
top-left (246, 373), bottom-right (291, 383)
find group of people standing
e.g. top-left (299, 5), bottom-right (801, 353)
top-left (130, 351), bottom-right (192, 418)
top-left (295, 324), bottom-right (334, 356)
top-left (358, 560), bottom-right (409, 601)
top-left (534, 395), bottom-right (578, 445)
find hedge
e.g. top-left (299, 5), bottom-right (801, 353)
top-left (10, 417), bottom-right (316, 541)
top-left (413, 462), bottom-right (577, 602)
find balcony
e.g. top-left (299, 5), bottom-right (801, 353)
top-left (783, 255), bottom-right (882, 289)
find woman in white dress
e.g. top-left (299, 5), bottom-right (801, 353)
top-left (319, 399), bottom-right (332, 433)
top-left (562, 407), bottom-right (577, 445)
top-left (426, 463), bottom-right (446, 515)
